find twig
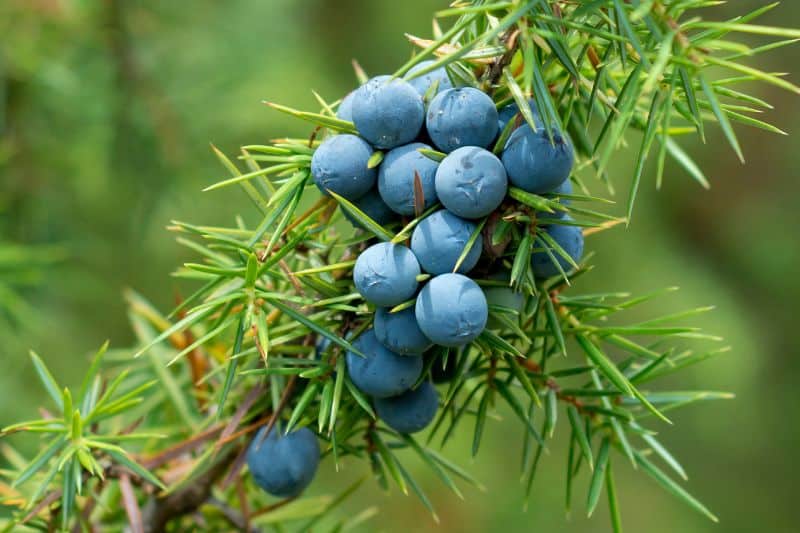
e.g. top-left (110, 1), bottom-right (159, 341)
top-left (218, 383), bottom-right (267, 444)
top-left (120, 473), bottom-right (144, 533)
top-left (141, 450), bottom-right (237, 533)
top-left (236, 477), bottom-right (252, 531)
top-left (250, 496), bottom-right (295, 519)
top-left (278, 259), bottom-right (305, 296)
top-left (220, 444), bottom-right (251, 490)
top-left (140, 423), bottom-right (226, 470)
top-left (208, 497), bottom-right (263, 533)
top-left (483, 28), bottom-right (521, 93)
top-left (255, 375), bottom-right (298, 448)
top-left (20, 489), bottom-right (61, 525)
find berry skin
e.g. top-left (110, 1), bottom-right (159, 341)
top-left (352, 76), bottom-right (424, 149)
top-left (346, 328), bottom-right (423, 398)
top-left (435, 146), bottom-right (508, 219)
top-left (551, 178), bottom-right (573, 195)
top-left (311, 134), bottom-right (376, 201)
top-left (485, 285), bottom-right (525, 313)
top-left (410, 209), bottom-right (482, 275)
top-left (246, 426), bottom-right (320, 498)
top-left (374, 306), bottom-right (433, 355)
top-left (530, 218), bottom-right (584, 278)
top-left (497, 104), bottom-right (520, 133)
top-left (353, 242), bottom-right (420, 307)
top-left (415, 273), bottom-right (488, 347)
top-left (497, 99), bottom-right (540, 132)
top-left (406, 60), bottom-right (454, 97)
top-left (484, 270), bottom-right (528, 321)
top-left (426, 87), bottom-right (499, 152)
top-left (485, 283), bottom-right (526, 329)
top-left (536, 179), bottom-right (572, 223)
top-left (337, 91), bottom-right (356, 122)
top-left (501, 124), bottom-right (574, 194)
top-left (342, 188), bottom-right (397, 229)
top-left (374, 381), bottom-right (439, 434)
top-left (377, 142), bottom-right (439, 216)
top-left (314, 336), bottom-right (331, 360)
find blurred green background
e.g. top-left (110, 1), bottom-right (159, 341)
top-left (1, 1), bottom-right (797, 531)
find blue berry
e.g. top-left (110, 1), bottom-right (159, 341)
top-left (374, 306), bottom-right (433, 355)
top-left (378, 143), bottom-right (439, 216)
top-left (353, 242), bottom-right (420, 307)
top-left (346, 328), bottom-right (423, 398)
top-left (484, 279), bottom-right (526, 329)
top-left (497, 99), bottom-right (540, 132)
top-left (485, 285), bottom-right (525, 314)
top-left (484, 269), bottom-right (527, 314)
top-left (352, 76), bottom-right (424, 149)
top-left (497, 104), bottom-right (519, 133)
top-left (435, 146), bottom-right (508, 219)
top-left (314, 336), bottom-right (331, 360)
top-left (406, 60), bottom-right (454, 98)
top-left (411, 209), bottom-right (482, 275)
top-left (426, 87), bottom-right (499, 152)
top-left (374, 381), bottom-right (439, 434)
top-left (311, 134), bottom-right (376, 200)
top-left (337, 91), bottom-right (356, 122)
top-left (502, 124), bottom-right (574, 193)
top-left (247, 426), bottom-right (320, 498)
top-left (551, 179), bottom-right (573, 195)
top-left (342, 188), bottom-right (397, 229)
top-left (415, 273), bottom-right (488, 347)
top-left (530, 218), bottom-right (584, 278)
top-left (537, 179), bottom-right (572, 223)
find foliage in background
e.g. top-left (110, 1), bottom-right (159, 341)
top-left (1, 1), bottom-right (798, 531)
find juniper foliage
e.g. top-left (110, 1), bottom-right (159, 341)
top-left (2, 1), bottom-right (798, 531)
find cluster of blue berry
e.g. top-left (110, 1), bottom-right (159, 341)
top-left (246, 61), bottom-right (584, 498)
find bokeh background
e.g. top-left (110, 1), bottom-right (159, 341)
top-left (1, 1), bottom-right (797, 531)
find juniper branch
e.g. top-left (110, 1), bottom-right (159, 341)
top-left (2, 2), bottom-right (796, 531)
top-left (141, 450), bottom-right (238, 533)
